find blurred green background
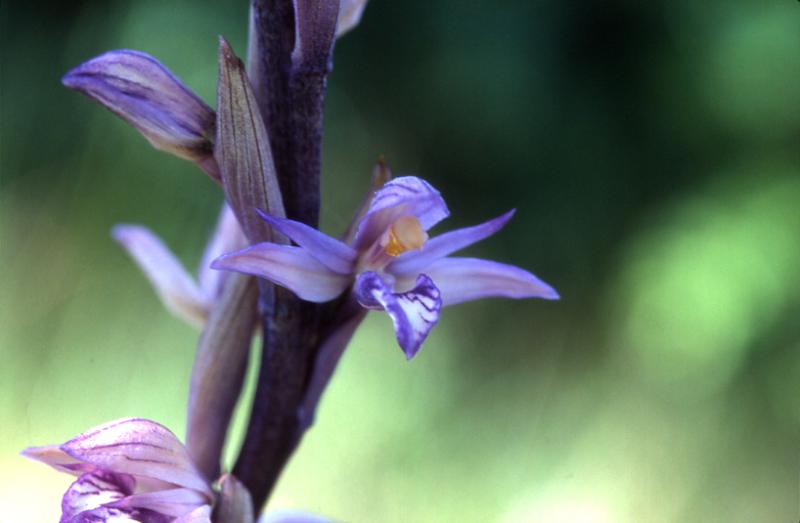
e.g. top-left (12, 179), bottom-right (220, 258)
top-left (2, 1), bottom-right (799, 521)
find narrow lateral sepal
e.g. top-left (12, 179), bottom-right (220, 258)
top-left (62, 50), bottom-right (219, 181)
top-left (216, 37), bottom-right (286, 243)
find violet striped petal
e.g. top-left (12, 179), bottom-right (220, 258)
top-left (60, 418), bottom-right (211, 498)
top-left (256, 210), bottom-right (357, 274)
top-left (416, 257), bottom-right (559, 306)
top-left (212, 244), bottom-right (350, 302)
top-left (173, 505), bottom-right (212, 523)
top-left (111, 488), bottom-right (208, 518)
top-left (353, 176), bottom-right (450, 251)
top-left (62, 50), bottom-right (217, 180)
top-left (336, 0), bottom-right (370, 37)
top-left (21, 445), bottom-right (96, 477)
top-left (198, 203), bottom-right (247, 300)
top-left (354, 272), bottom-right (441, 359)
top-left (61, 471), bottom-right (133, 523)
top-left (112, 225), bottom-right (208, 328)
top-left (388, 209), bottom-right (516, 276)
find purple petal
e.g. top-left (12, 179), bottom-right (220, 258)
top-left (60, 418), bottom-right (211, 498)
top-left (21, 445), bottom-right (96, 476)
top-left (414, 257), bottom-right (559, 306)
top-left (198, 204), bottom-right (248, 300)
top-left (61, 471), bottom-right (133, 523)
top-left (354, 272), bottom-right (442, 359)
top-left (173, 506), bottom-right (212, 523)
top-left (256, 210), bottom-right (357, 274)
top-left (112, 225), bottom-right (208, 328)
top-left (111, 488), bottom-right (208, 518)
top-left (337, 0), bottom-right (370, 37)
top-left (388, 209), bottom-right (516, 276)
top-left (62, 50), bottom-right (216, 176)
top-left (212, 243), bottom-right (350, 302)
top-left (353, 176), bottom-right (450, 251)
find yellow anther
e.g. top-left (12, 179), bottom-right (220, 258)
top-left (384, 216), bottom-right (428, 256)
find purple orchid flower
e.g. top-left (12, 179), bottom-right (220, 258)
top-left (22, 418), bottom-right (214, 523)
top-left (212, 176), bottom-right (558, 359)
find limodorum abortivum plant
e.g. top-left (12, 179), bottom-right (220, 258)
top-left (21, 1), bottom-right (558, 521)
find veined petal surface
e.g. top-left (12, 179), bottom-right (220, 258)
top-left (419, 257), bottom-right (559, 306)
top-left (60, 418), bottom-right (211, 497)
top-left (388, 209), bottom-right (515, 276)
top-left (355, 272), bottom-right (441, 359)
top-left (60, 471), bottom-right (134, 523)
top-left (212, 244), bottom-right (350, 302)
top-left (62, 50), bottom-right (215, 167)
top-left (353, 176), bottom-right (449, 251)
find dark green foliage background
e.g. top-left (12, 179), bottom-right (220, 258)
top-left (2, 1), bottom-right (798, 521)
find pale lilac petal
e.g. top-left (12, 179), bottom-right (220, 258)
top-left (61, 471), bottom-right (133, 523)
top-left (112, 225), bottom-right (208, 328)
top-left (212, 243), bottom-right (350, 302)
top-left (60, 418), bottom-right (211, 498)
top-left (388, 209), bottom-right (516, 276)
top-left (417, 257), bottom-right (559, 306)
top-left (21, 445), bottom-right (96, 476)
top-left (173, 505), bottom-right (212, 523)
top-left (111, 488), bottom-right (207, 517)
top-left (336, 0), bottom-right (370, 37)
top-left (62, 50), bottom-right (216, 174)
top-left (353, 176), bottom-right (450, 251)
top-left (256, 210), bottom-right (356, 274)
top-left (260, 509), bottom-right (332, 523)
top-left (198, 204), bottom-right (248, 299)
top-left (354, 272), bottom-right (442, 359)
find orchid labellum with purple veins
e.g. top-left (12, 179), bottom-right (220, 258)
top-left (213, 175), bottom-right (559, 359)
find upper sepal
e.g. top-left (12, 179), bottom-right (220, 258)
top-left (353, 176), bottom-right (450, 251)
top-left (62, 50), bottom-right (218, 181)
